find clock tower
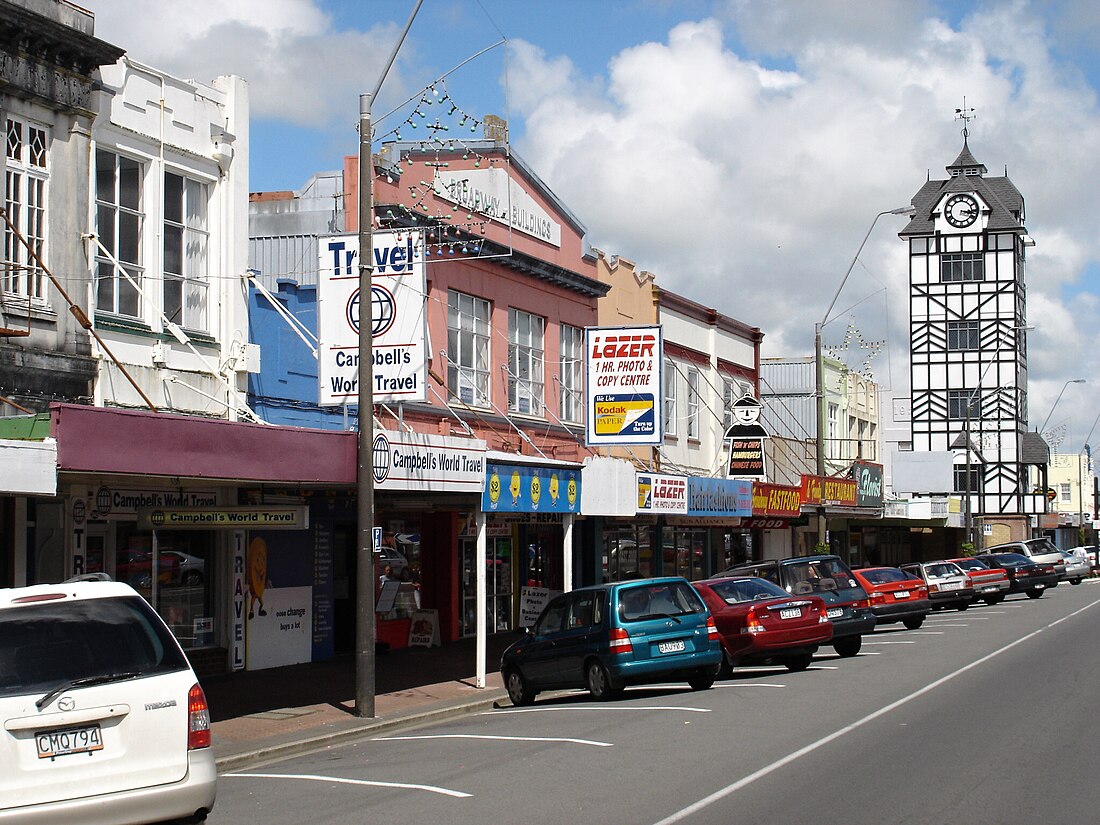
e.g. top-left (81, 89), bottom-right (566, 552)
top-left (898, 130), bottom-right (1046, 538)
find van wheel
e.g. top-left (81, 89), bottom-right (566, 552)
top-left (833, 636), bottom-right (862, 658)
top-left (688, 667), bottom-right (716, 691)
top-left (504, 668), bottom-right (536, 706)
top-left (1026, 589), bottom-right (1044, 599)
top-left (902, 617), bottom-right (924, 630)
top-left (586, 661), bottom-right (622, 701)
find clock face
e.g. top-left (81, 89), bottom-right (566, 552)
top-left (944, 194), bottom-right (979, 228)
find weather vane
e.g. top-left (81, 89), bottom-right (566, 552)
top-left (955, 97), bottom-right (976, 139)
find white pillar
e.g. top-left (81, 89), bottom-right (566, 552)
top-left (476, 510), bottom-right (487, 689)
top-left (563, 513), bottom-right (574, 593)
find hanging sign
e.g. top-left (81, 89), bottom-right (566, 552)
top-left (317, 230), bottom-right (427, 406)
top-left (482, 462), bottom-right (580, 513)
top-left (585, 326), bottom-right (663, 446)
top-left (686, 477), bottom-right (752, 518)
top-left (636, 473), bottom-right (688, 514)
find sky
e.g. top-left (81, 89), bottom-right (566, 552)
top-left (88, 0), bottom-right (1100, 454)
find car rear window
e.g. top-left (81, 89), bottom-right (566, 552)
top-left (618, 581), bottom-right (705, 622)
top-left (707, 577), bottom-right (789, 604)
top-left (0, 595), bottom-right (189, 698)
top-left (986, 553), bottom-right (1027, 565)
top-left (954, 559), bottom-right (988, 571)
top-left (781, 558), bottom-right (857, 594)
top-left (860, 568), bottom-right (910, 584)
top-left (925, 563), bottom-right (959, 577)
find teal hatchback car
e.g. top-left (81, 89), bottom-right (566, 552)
top-left (500, 577), bottom-right (722, 706)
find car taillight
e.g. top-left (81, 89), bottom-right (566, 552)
top-left (870, 591), bottom-right (885, 604)
top-left (706, 615), bottom-right (719, 639)
top-left (928, 583), bottom-right (940, 592)
top-left (743, 608), bottom-right (765, 634)
top-left (188, 683), bottom-right (211, 750)
top-left (608, 626), bottom-right (633, 654)
top-left (852, 598), bottom-right (870, 609)
top-left (818, 605), bottom-right (830, 623)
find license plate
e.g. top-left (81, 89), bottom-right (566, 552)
top-left (942, 581), bottom-right (961, 590)
top-left (36, 725), bottom-right (103, 760)
top-left (779, 607), bottom-right (802, 619)
top-left (658, 640), bottom-right (686, 654)
top-left (826, 607), bottom-right (843, 619)
top-left (981, 585), bottom-right (998, 593)
top-left (894, 590), bottom-right (910, 599)
top-left (1035, 583), bottom-right (1045, 590)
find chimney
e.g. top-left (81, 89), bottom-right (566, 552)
top-left (483, 114), bottom-right (508, 144)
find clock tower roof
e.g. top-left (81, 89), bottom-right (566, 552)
top-left (946, 136), bottom-right (987, 176)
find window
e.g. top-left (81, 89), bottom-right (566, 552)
top-left (3, 116), bottom-right (48, 300)
top-left (663, 359), bottom-right (676, 436)
top-left (95, 150), bottom-right (144, 318)
top-left (722, 378), bottom-right (736, 431)
top-left (447, 291), bottom-right (490, 407)
top-left (941, 252), bottom-right (984, 282)
top-left (163, 172), bottom-right (209, 332)
top-left (827, 402), bottom-right (839, 457)
top-left (686, 369), bottom-right (700, 439)
top-left (947, 320), bottom-right (979, 350)
top-left (1059, 483), bottom-right (1072, 503)
top-left (560, 324), bottom-right (584, 423)
top-left (508, 308), bottom-right (544, 416)
top-left (953, 465), bottom-right (982, 495)
top-left (948, 389), bottom-right (979, 420)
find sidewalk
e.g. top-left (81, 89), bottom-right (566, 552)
top-left (205, 633), bottom-right (521, 772)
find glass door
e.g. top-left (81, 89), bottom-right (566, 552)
top-left (460, 536), bottom-right (515, 637)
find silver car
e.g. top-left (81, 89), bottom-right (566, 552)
top-left (0, 578), bottom-right (216, 824)
top-left (901, 561), bottom-right (975, 611)
top-left (1060, 550), bottom-right (1090, 584)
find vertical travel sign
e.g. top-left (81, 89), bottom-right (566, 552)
top-left (317, 230), bottom-right (427, 406)
top-left (584, 326), bottom-right (663, 445)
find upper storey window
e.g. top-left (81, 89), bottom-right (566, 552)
top-left (95, 150), bottom-right (144, 318)
top-left (3, 117), bottom-right (49, 301)
top-left (941, 252), bottom-right (984, 282)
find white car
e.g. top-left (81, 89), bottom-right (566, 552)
top-left (1060, 550), bottom-right (1090, 584)
top-left (0, 577), bottom-right (216, 824)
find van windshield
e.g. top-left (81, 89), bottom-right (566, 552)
top-left (618, 582), bottom-right (704, 622)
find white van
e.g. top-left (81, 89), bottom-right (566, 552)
top-left (0, 578), bottom-right (216, 824)
top-left (984, 538), bottom-right (1066, 581)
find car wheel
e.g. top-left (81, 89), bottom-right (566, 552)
top-left (688, 667), bottom-right (717, 691)
top-left (989, 594), bottom-right (1005, 605)
top-left (586, 661), bottom-right (622, 701)
top-left (785, 653), bottom-right (814, 672)
top-left (504, 668), bottom-right (536, 707)
top-left (956, 601), bottom-right (969, 612)
top-left (1071, 578), bottom-right (1083, 585)
top-left (182, 571), bottom-right (204, 586)
top-left (717, 651), bottom-right (735, 680)
top-left (833, 636), bottom-right (862, 658)
top-left (902, 617), bottom-right (924, 630)
top-left (1026, 589), bottom-right (1044, 599)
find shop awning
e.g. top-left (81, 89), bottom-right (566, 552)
top-left (0, 438), bottom-right (57, 495)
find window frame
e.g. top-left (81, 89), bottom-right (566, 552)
top-left (663, 359), bottom-right (677, 437)
top-left (162, 171), bottom-right (210, 333)
top-left (508, 307), bottom-right (545, 417)
top-left (686, 368), bottom-right (701, 439)
top-left (559, 323), bottom-right (584, 423)
top-left (947, 320), bottom-right (980, 350)
top-left (940, 251), bottom-right (984, 282)
top-left (447, 290), bottom-right (491, 408)
top-left (3, 115), bottom-right (49, 302)
top-left (95, 149), bottom-right (145, 320)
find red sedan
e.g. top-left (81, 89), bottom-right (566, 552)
top-left (693, 576), bottom-right (833, 675)
top-left (948, 557), bottom-right (1010, 605)
top-left (852, 567), bottom-right (931, 630)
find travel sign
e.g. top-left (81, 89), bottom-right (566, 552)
top-left (371, 430), bottom-right (487, 493)
top-left (317, 230), bottom-right (427, 406)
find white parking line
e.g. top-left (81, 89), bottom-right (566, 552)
top-left (862, 640), bottom-right (916, 645)
top-left (922, 624), bottom-right (967, 628)
top-left (485, 706), bottom-right (711, 715)
top-left (228, 773), bottom-right (471, 798)
top-left (376, 733), bottom-right (613, 747)
top-left (650, 594), bottom-right (1100, 825)
top-left (907, 631), bottom-right (944, 635)
top-left (714, 683), bottom-right (786, 689)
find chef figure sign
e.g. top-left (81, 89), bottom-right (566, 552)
top-left (725, 394), bottom-right (768, 478)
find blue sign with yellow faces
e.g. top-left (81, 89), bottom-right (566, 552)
top-left (482, 463), bottom-right (580, 513)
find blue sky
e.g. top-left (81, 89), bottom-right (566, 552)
top-left (91, 0), bottom-right (1100, 450)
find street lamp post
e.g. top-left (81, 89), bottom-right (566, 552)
top-left (815, 205), bottom-right (915, 545)
top-left (1078, 409), bottom-right (1100, 549)
top-left (1040, 378), bottom-right (1086, 436)
top-left (355, 0), bottom-right (424, 719)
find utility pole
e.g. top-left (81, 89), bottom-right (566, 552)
top-left (355, 0), bottom-right (424, 719)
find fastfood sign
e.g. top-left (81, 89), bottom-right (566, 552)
top-left (317, 230), bottom-right (427, 406)
top-left (585, 326), bottom-right (663, 446)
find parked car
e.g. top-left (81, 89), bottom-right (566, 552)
top-left (500, 577), bottom-right (722, 706)
top-left (114, 548), bottom-right (180, 590)
top-left (692, 576), bottom-right (832, 674)
top-left (0, 576), bottom-right (216, 824)
top-left (1066, 545), bottom-right (1098, 570)
top-left (720, 555), bottom-right (875, 657)
top-left (900, 561), bottom-right (974, 611)
top-left (975, 552), bottom-right (1059, 598)
top-left (983, 538), bottom-right (1065, 582)
top-left (852, 567), bottom-right (931, 630)
top-left (161, 550), bottom-right (206, 586)
top-left (1059, 551), bottom-right (1090, 585)
top-left (948, 557), bottom-right (1011, 605)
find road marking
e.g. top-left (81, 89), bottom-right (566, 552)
top-left (810, 665), bottom-right (839, 670)
top-left (485, 706), bottom-right (711, 715)
top-left (228, 772), bottom-right (471, 798)
top-left (862, 640), bottom-right (916, 645)
top-left (714, 683), bottom-right (786, 689)
top-left (921, 624), bottom-right (967, 628)
top-left (376, 733), bottom-right (613, 747)
top-left (907, 631), bottom-right (944, 635)
top-left (650, 593), bottom-right (1100, 825)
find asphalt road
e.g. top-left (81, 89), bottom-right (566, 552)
top-left (210, 581), bottom-right (1100, 825)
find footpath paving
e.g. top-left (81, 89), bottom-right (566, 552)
top-left (204, 634), bottom-right (520, 772)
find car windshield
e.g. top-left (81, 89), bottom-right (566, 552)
top-left (708, 577), bottom-right (789, 604)
top-left (618, 581), bottom-right (705, 621)
top-left (1024, 538), bottom-right (1058, 554)
top-left (0, 595), bottom-right (188, 699)
top-left (925, 563), bottom-right (961, 577)
top-left (782, 558), bottom-right (856, 595)
top-left (860, 568), bottom-right (910, 584)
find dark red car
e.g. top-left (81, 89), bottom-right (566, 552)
top-left (693, 576), bottom-right (833, 675)
top-left (948, 557), bottom-right (1010, 605)
top-left (852, 567), bottom-right (931, 630)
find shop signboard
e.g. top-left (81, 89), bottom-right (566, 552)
top-left (371, 430), bottom-right (486, 492)
top-left (137, 506), bottom-right (308, 530)
top-left (81, 485), bottom-right (219, 518)
top-left (519, 586), bottom-right (553, 627)
top-left (752, 482), bottom-right (803, 518)
top-left (317, 230), bottom-right (427, 406)
top-left (686, 477), bottom-right (752, 518)
top-left (636, 472), bottom-right (688, 514)
top-left (800, 474), bottom-right (858, 507)
top-left (852, 461), bottom-right (884, 508)
top-left (432, 167), bottom-right (562, 247)
top-left (408, 609), bottom-right (441, 647)
top-left (482, 462), bottom-right (581, 513)
top-left (725, 394), bottom-right (769, 478)
top-left (584, 326), bottom-right (663, 446)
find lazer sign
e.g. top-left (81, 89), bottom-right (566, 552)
top-left (317, 231), bottom-right (427, 406)
top-left (585, 326), bottom-right (663, 446)
top-left (636, 473), bottom-right (688, 514)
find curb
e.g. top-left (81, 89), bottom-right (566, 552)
top-left (215, 690), bottom-right (509, 773)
